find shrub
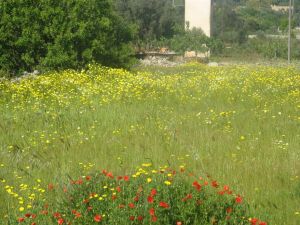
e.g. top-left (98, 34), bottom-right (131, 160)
top-left (168, 28), bottom-right (209, 54)
top-left (12, 163), bottom-right (267, 225)
top-left (0, 0), bottom-right (135, 75)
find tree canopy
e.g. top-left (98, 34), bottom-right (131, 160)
top-left (0, 0), bottom-right (135, 74)
top-left (115, 0), bottom-right (184, 43)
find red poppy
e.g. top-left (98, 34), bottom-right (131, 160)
top-left (159, 201), bottom-right (169, 208)
top-left (259, 222), bottom-right (267, 225)
top-left (75, 212), bottom-right (81, 219)
top-left (124, 176), bottom-right (129, 181)
top-left (112, 195), bottom-right (117, 200)
top-left (25, 214), bottom-right (31, 218)
top-left (134, 196), bottom-right (139, 202)
top-left (250, 218), bottom-right (258, 225)
top-left (48, 183), bottom-right (54, 190)
top-left (76, 179), bottom-right (83, 185)
top-left (18, 218), bottom-right (25, 223)
top-left (53, 212), bottom-right (61, 219)
top-left (31, 223), bottom-right (36, 225)
top-left (150, 189), bottom-right (157, 197)
top-left (116, 186), bottom-right (121, 192)
top-left (94, 214), bottom-right (102, 222)
top-left (151, 216), bottom-right (157, 222)
top-left (147, 196), bottom-right (154, 203)
top-left (223, 185), bottom-right (230, 191)
top-left (57, 218), bottom-right (64, 225)
top-left (226, 207), bottom-right (232, 214)
top-left (129, 216), bottom-right (135, 221)
top-left (107, 172), bottom-right (114, 179)
top-left (235, 195), bottom-right (243, 204)
top-left (117, 176), bottom-right (123, 180)
top-left (102, 170), bottom-right (107, 175)
top-left (31, 214), bottom-right (37, 219)
top-left (137, 216), bottom-right (143, 221)
top-left (211, 180), bottom-right (219, 188)
top-left (85, 176), bottom-right (91, 181)
top-left (182, 194), bottom-right (192, 202)
top-left (128, 203), bottom-right (135, 208)
top-left (192, 181), bottom-right (201, 191)
top-left (149, 208), bottom-right (155, 216)
top-left (177, 222), bottom-right (182, 225)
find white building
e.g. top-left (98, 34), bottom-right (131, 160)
top-left (185, 0), bottom-right (212, 37)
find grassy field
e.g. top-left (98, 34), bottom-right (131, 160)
top-left (0, 63), bottom-right (299, 224)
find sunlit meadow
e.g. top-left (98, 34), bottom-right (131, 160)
top-left (0, 63), bottom-right (299, 224)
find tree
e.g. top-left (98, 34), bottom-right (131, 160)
top-left (0, 0), bottom-right (135, 74)
top-left (115, 0), bottom-right (184, 45)
top-left (212, 0), bottom-right (247, 43)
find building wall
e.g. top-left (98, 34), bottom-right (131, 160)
top-left (185, 0), bottom-right (211, 37)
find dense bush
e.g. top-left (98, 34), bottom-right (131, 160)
top-left (12, 164), bottom-right (267, 225)
top-left (0, 0), bottom-right (135, 74)
top-left (143, 29), bottom-right (224, 55)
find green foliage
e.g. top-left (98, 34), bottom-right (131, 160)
top-left (247, 38), bottom-right (287, 58)
top-left (213, 0), bottom-right (299, 43)
top-left (211, 0), bottom-right (300, 60)
top-left (133, 28), bottom-right (224, 56)
top-left (0, 0), bottom-right (135, 74)
top-left (216, 36), bottom-right (300, 60)
top-left (115, 0), bottom-right (184, 46)
top-left (167, 29), bottom-right (209, 54)
top-left (236, 4), bottom-right (288, 33)
top-left (207, 38), bottom-right (225, 55)
top-left (10, 166), bottom-right (252, 224)
top-left (0, 69), bottom-right (11, 79)
top-left (1, 65), bottom-right (299, 224)
top-left (213, 0), bottom-right (248, 44)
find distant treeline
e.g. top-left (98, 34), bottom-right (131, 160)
top-left (115, 0), bottom-right (300, 58)
top-left (1, 0), bottom-right (300, 75)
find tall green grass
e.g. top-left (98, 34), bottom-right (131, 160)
top-left (0, 64), bottom-right (299, 224)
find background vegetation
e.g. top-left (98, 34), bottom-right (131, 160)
top-left (1, 0), bottom-right (300, 75)
top-left (0, 0), bottom-right (135, 75)
top-left (115, 0), bottom-right (300, 59)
